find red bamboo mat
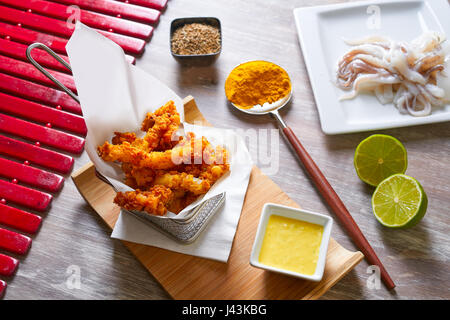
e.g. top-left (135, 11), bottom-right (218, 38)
top-left (0, 0), bottom-right (167, 298)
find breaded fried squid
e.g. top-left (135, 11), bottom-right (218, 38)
top-left (114, 185), bottom-right (173, 216)
top-left (98, 100), bottom-right (230, 216)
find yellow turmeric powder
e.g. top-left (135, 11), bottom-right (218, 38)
top-left (225, 61), bottom-right (291, 109)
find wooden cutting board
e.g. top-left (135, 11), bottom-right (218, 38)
top-left (72, 96), bottom-right (363, 299)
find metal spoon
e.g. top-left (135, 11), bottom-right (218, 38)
top-left (229, 84), bottom-right (395, 290)
top-left (229, 91), bottom-right (292, 130)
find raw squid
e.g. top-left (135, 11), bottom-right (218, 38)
top-left (336, 32), bottom-right (450, 116)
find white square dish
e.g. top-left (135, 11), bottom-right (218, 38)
top-left (249, 203), bottom-right (333, 282)
top-left (293, 0), bottom-right (450, 134)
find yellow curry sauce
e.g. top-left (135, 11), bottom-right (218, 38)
top-left (259, 215), bottom-right (324, 275)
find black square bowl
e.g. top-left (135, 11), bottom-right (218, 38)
top-left (170, 17), bottom-right (222, 65)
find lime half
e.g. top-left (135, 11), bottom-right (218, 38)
top-left (372, 174), bottom-right (427, 228)
top-left (354, 134), bottom-right (407, 186)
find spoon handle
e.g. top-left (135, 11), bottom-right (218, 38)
top-left (282, 126), bottom-right (395, 290)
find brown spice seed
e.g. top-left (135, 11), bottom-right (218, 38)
top-left (171, 23), bottom-right (221, 55)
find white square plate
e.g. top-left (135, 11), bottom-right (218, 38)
top-left (293, 0), bottom-right (450, 134)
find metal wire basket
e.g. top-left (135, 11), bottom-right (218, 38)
top-left (27, 42), bottom-right (226, 244)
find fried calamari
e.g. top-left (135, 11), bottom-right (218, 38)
top-left (97, 100), bottom-right (230, 216)
top-left (113, 185), bottom-right (173, 216)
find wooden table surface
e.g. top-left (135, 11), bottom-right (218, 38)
top-left (4, 0), bottom-right (449, 300)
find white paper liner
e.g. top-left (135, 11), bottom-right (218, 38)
top-left (66, 23), bottom-right (253, 223)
